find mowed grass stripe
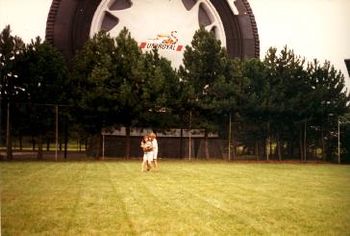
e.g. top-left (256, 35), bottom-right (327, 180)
top-left (159, 162), bottom-right (350, 234)
top-left (165, 163), bottom-right (273, 234)
top-left (1, 162), bottom-right (59, 191)
top-left (106, 162), bottom-right (208, 235)
top-left (1, 163), bottom-right (88, 235)
top-left (1, 161), bottom-right (349, 235)
top-left (110, 163), bottom-right (169, 234)
top-left (154, 164), bottom-right (241, 234)
top-left (64, 162), bottom-right (136, 235)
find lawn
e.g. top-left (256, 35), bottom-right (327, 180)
top-left (1, 161), bottom-right (349, 235)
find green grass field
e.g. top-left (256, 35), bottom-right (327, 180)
top-left (1, 161), bottom-right (349, 235)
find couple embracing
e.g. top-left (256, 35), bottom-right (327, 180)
top-left (140, 132), bottom-right (158, 172)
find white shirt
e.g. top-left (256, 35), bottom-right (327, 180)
top-left (151, 138), bottom-right (158, 159)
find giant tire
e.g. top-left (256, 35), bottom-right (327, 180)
top-left (46, 0), bottom-right (259, 61)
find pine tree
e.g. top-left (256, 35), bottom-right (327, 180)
top-left (0, 25), bottom-right (25, 160)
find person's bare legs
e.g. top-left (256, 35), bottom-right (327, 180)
top-left (141, 160), bottom-right (147, 172)
top-left (142, 158), bottom-right (150, 172)
top-left (153, 159), bottom-right (159, 170)
top-left (147, 160), bottom-right (153, 171)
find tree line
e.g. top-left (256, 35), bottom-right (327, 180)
top-left (1, 25), bottom-right (349, 161)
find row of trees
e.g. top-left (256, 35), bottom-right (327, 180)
top-left (1, 26), bottom-right (70, 159)
top-left (1, 25), bottom-right (349, 161)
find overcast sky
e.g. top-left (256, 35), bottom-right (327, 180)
top-left (0, 0), bottom-right (349, 89)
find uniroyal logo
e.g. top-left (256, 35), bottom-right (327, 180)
top-left (139, 31), bottom-right (183, 51)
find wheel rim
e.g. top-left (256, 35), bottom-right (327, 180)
top-left (90, 0), bottom-right (227, 68)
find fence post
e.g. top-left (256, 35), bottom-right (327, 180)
top-left (6, 101), bottom-right (12, 159)
top-left (228, 112), bottom-right (232, 161)
top-left (102, 134), bottom-right (105, 160)
top-left (188, 111), bottom-right (192, 160)
top-left (338, 119), bottom-right (341, 164)
top-left (55, 105), bottom-right (58, 161)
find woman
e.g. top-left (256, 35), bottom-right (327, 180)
top-left (140, 135), bottom-right (153, 172)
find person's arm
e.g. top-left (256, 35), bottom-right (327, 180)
top-left (141, 141), bottom-right (146, 149)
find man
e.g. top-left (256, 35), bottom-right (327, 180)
top-left (149, 132), bottom-right (159, 170)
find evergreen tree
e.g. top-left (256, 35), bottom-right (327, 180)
top-left (138, 49), bottom-right (181, 129)
top-left (0, 25), bottom-right (25, 159)
top-left (180, 27), bottom-right (244, 159)
top-left (263, 46), bottom-right (311, 160)
top-left (71, 31), bottom-right (119, 157)
top-left (17, 37), bottom-right (69, 159)
top-left (307, 59), bottom-right (350, 160)
top-left (72, 28), bottom-right (179, 158)
top-left (243, 58), bottom-right (269, 159)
